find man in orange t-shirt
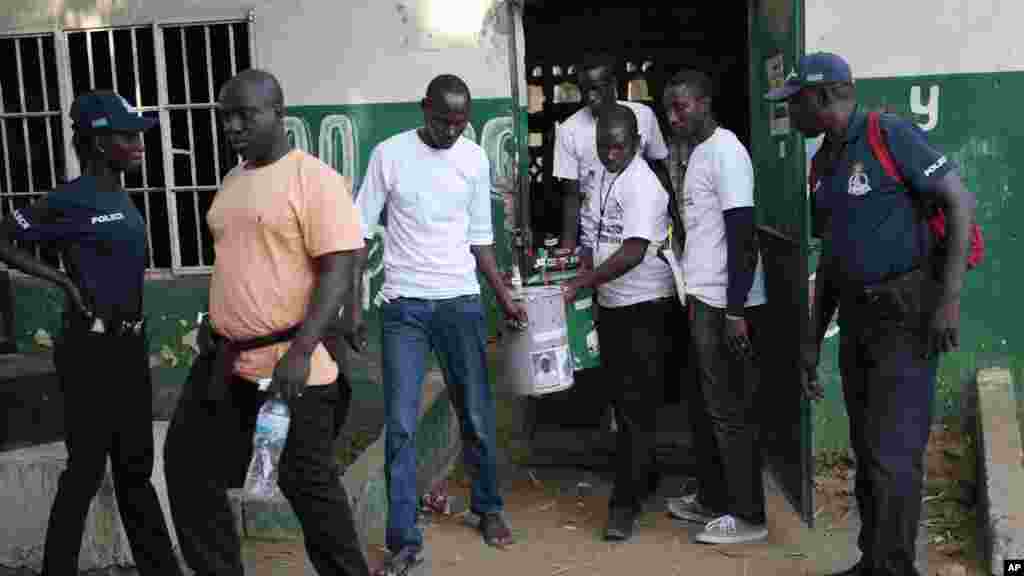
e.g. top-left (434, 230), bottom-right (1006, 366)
top-left (163, 69), bottom-right (371, 576)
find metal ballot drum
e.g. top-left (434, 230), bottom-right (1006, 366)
top-left (501, 286), bottom-right (575, 396)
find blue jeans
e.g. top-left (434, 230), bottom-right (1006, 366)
top-left (380, 294), bottom-right (503, 553)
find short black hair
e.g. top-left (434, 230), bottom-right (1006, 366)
top-left (666, 68), bottom-right (714, 100)
top-left (597, 104), bottom-right (638, 137)
top-left (580, 53), bottom-right (617, 75)
top-left (225, 68), bottom-right (285, 108)
top-left (426, 74), bottom-right (471, 102)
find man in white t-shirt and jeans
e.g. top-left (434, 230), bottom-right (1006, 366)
top-left (562, 104), bottom-right (678, 542)
top-left (660, 69), bottom-right (770, 544)
top-left (348, 74), bottom-right (528, 576)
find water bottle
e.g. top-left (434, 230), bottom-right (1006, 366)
top-left (242, 393), bottom-right (291, 499)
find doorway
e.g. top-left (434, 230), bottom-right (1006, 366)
top-left (517, 0), bottom-right (814, 525)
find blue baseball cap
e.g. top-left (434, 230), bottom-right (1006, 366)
top-left (764, 52), bottom-right (853, 101)
top-left (70, 91), bottom-right (157, 132)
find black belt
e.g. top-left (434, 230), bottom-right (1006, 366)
top-left (205, 322), bottom-right (304, 403)
top-left (841, 266), bottom-right (936, 327)
top-left (67, 313), bottom-right (145, 337)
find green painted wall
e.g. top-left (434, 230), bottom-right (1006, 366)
top-left (808, 72), bottom-right (1024, 453)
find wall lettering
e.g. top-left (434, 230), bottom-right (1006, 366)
top-left (910, 85), bottom-right (939, 132)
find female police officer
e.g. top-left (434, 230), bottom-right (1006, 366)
top-left (0, 91), bottom-right (181, 575)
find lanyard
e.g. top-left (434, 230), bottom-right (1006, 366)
top-left (594, 168), bottom-right (623, 252)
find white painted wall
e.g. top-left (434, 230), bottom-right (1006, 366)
top-left (0, 0), bottom-right (523, 106)
top-left (806, 0), bottom-right (1022, 77)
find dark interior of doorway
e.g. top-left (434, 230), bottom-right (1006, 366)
top-left (520, 2), bottom-right (752, 441)
top-left (523, 2), bottom-right (752, 247)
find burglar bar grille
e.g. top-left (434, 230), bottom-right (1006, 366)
top-left (0, 18), bottom-right (251, 275)
top-left (160, 21), bottom-right (251, 271)
top-left (0, 33), bottom-right (66, 270)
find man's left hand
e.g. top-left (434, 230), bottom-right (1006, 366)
top-left (928, 298), bottom-right (960, 358)
top-left (726, 315), bottom-right (754, 360)
top-left (271, 345), bottom-right (313, 402)
top-left (499, 292), bottom-right (528, 328)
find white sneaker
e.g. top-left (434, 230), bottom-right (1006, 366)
top-left (695, 515), bottom-right (768, 544)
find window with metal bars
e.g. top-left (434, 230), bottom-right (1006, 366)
top-left (0, 34), bottom-right (66, 271)
top-left (0, 20), bottom-right (252, 274)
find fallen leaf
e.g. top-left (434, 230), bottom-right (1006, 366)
top-left (532, 501), bottom-right (557, 513)
top-left (937, 563), bottom-right (967, 576)
top-left (715, 549), bottom-right (749, 559)
top-left (785, 552), bottom-right (808, 559)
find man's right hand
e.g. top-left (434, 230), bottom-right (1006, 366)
top-left (341, 303), bottom-right (368, 354)
top-left (62, 279), bottom-right (91, 319)
top-left (197, 313), bottom-right (215, 356)
top-left (801, 340), bottom-right (824, 401)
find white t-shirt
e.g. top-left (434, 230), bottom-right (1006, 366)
top-left (356, 129), bottom-right (493, 300)
top-left (580, 153), bottom-right (675, 308)
top-left (681, 127), bottom-right (766, 309)
top-left (553, 100), bottom-right (669, 241)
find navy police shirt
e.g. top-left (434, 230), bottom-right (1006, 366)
top-left (8, 176), bottom-right (146, 320)
top-left (815, 105), bottom-right (955, 288)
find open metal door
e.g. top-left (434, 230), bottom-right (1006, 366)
top-left (747, 0), bottom-right (814, 525)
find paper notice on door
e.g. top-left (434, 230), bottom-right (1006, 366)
top-left (663, 248), bottom-right (686, 306)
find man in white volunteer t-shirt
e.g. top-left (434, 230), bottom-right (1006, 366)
top-left (552, 53), bottom-right (673, 435)
top-left (562, 104), bottom-right (678, 543)
top-left (348, 74), bottom-right (528, 575)
top-left (660, 69), bottom-right (770, 545)
top-left (553, 53), bottom-right (671, 254)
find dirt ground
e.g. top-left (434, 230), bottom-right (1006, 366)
top-left (244, 469), bottom-right (814, 576)
top-left (813, 421), bottom-right (981, 576)
top-left (242, 423), bottom-right (982, 576)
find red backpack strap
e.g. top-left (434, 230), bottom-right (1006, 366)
top-left (866, 111), bottom-right (904, 184)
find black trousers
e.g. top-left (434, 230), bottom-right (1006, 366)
top-left (44, 328), bottom-right (181, 576)
top-left (839, 295), bottom-right (937, 576)
top-left (164, 353), bottom-right (369, 576)
top-left (596, 297), bottom-right (676, 514)
top-left (687, 298), bottom-right (766, 525)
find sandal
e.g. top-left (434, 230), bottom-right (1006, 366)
top-left (372, 546), bottom-right (424, 576)
top-left (478, 511), bottom-right (514, 548)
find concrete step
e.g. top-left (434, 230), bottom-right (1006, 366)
top-left (0, 369), bottom-right (460, 574)
top-left (0, 422), bottom-right (177, 573)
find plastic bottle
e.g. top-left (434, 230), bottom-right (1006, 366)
top-left (242, 394), bottom-right (291, 499)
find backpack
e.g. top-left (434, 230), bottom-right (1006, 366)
top-left (865, 111), bottom-right (985, 270)
top-left (807, 112), bottom-right (985, 270)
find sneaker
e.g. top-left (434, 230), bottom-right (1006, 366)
top-left (695, 515), bottom-right (769, 544)
top-left (373, 547), bottom-right (425, 576)
top-left (604, 507), bottom-right (638, 541)
top-left (666, 495), bottom-right (721, 524)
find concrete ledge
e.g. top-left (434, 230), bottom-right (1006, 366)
top-left (0, 369), bottom-right (460, 573)
top-left (974, 364), bottom-right (1024, 575)
top-left (0, 423), bottom-right (177, 574)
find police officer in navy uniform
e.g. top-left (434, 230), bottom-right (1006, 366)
top-left (0, 92), bottom-right (182, 576)
top-left (766, 54), bottom-right (976, 576)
